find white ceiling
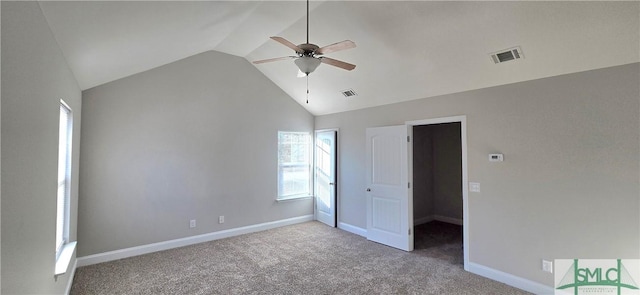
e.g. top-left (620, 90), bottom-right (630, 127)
top-left (39, 1), bottom-right (639, 115)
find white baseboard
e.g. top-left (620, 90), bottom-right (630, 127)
top-left (77, 215), bottom-right (314, 267)
top-left (338, 222), bottom-right (367, 237)
top-left (64, 258), bottom-right (77, 295)
top-left (414, 216), bottom-right (434, 226)
top-left (467, 262), bottom-right (554, 294)
top-left (433, 215), bottom-right (463, 225)
top-left (414, 215), bottom-right (463, 226)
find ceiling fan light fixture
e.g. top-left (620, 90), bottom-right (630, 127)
top-left (295, 56), bottom-right (321, 75)
top-left (251, 0), bottom-right (355, 76)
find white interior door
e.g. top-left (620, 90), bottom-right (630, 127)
top-left (366, 125), bottom-right (413, 251)
top-left (315, 130), bottom-right (336, 227)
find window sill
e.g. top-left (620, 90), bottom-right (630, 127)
top-left (276, 195), bottom-right (313, 202)
top-left (55, 241), bottom-right (77, 276)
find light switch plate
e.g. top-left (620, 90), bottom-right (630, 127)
top-left (469, 182), bottom-right (480, 192)
top-left (542, 260), bottom-right (553, 273)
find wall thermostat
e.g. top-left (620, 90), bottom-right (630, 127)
top-left (489, 154), bottom-right (504, 162)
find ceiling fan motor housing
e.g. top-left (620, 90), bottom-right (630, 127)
top-left (298, 43), bottom-right (320, 56)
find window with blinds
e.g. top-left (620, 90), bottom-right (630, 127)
top-left (277, 132), bottom-right (311, 200)
top-left (56, 101), bottom-right (72, 258)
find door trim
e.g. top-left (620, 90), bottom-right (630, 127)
top-left (314, 128), bottom-right (338, 227)
top-left (406, 115), bottom-right (468, 271)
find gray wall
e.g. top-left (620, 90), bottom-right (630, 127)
top-left (413, 123), bottom-right (462, 223)
top-left (316, 63), bottom-right (640, 286)
top-left (80, 50), bottom-right (314, 256)
top-left (1, 2), bottom-right (82, 294)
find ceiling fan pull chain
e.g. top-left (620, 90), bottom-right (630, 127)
top-left (307, 76), bottom-right (311, 104)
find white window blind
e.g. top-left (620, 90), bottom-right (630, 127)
top-left (277, 132), bottom-right (311, 199)
top-left (56, 101), bottom-right (72, 258)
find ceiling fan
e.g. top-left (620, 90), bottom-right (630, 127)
top-left (252, 0), bottom-right (356, 76)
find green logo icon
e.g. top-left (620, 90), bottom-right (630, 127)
top-left (555, 259), bottom-right (639, 295)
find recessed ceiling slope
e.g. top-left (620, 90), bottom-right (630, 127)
top-left (38, 1), bottom-right (311, 90)
top-left (248, 1), bottom-right (639, 115)
top-left (39, 1), bottom-right (639, 116)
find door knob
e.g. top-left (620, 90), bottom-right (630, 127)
top-left (366, 188), bottom-right (371, 192)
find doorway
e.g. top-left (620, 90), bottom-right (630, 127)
top-left (315, 129), bottom-right (337, 227)
top-left (364, 116), bottom-right (468, 268)
top-left (412, 122), bottom-right (463, 265)
top-left (407, 116), bottom-right (468, 269)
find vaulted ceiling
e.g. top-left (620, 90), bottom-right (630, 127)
top-left (39, 1), bottom-right (639, 115)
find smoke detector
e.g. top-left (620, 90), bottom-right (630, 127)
top-left (489, 46), bottom-right (524, 64)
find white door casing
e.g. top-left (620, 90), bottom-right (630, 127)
top-left (315, 129), bottom-right (337, 227)
top-left (366, 125), bottom-right (413, 251)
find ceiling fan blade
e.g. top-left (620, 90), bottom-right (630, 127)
top-left (270, 36), bottom-right (303, 54)
top-left (320, 57), bottom-right (356, 71)
top-left (316, 40), bottom-right (356, 55)
top-left (253, 56), bottom-right (296, 64)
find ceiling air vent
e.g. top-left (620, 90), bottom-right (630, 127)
top-left (490, 46), bottom-right (524, 64)
top-left (341, 89), bottom-right (357, 97)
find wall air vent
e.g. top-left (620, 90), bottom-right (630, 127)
top-left (490, 46), bottom-right (524, 64)
top-left (341, 89), bottom-right (357, 97)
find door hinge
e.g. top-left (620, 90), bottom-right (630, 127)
top-left (409, 228), bottom-right (411, 235)
top-left (408, 182), bottom-right (411, 189)
top-left (407, 136), bottom-right (410, 142)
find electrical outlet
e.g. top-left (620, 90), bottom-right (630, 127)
top-left (469, 182), bottom-right (481, 192)
top-left (190, 219), bottom-right (196, 228)
top-left (219, 216), bottom-right (224, 224)
top-left (542, 260), bottom-right (553, 273)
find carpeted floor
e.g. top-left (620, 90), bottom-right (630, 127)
top-left (70, 221), bottom-right (530, 294)
top-left (413, 221), bottom-right (464, 266)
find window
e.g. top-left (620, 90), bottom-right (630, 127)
top-left (55, 100), bottom-right (76, 275)
top-left (277, 132), bottom-right (312, 200)
top-left (56, 101), bottom-right (72, 259)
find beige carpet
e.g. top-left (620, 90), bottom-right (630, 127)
top-left (71, 221), bottom-right (531, 294)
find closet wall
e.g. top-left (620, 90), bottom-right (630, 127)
top-left (413, 123), bottom-right (462, 224)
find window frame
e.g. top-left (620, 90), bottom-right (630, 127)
top-left (55, 100), bottom-right (75, 276)
top-left (277, 131), bottom-right (313, 201)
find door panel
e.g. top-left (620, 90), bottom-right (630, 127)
top-left (372, 196), bottom-right (401, 233)
top-left (315, 130), bottom-right (336, 227)
top-left (372, 136), bottom-right (402, 185)
top-left (366, 125), bottom-right (413, 251)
